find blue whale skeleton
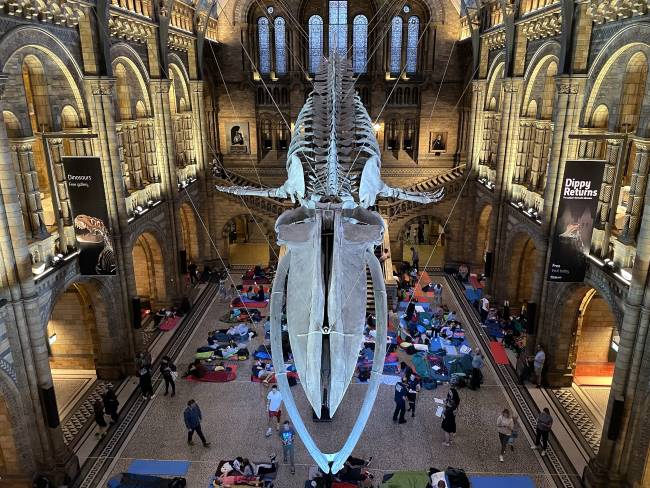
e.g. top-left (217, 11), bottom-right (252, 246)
top-left (216, 55), bottom-right (443, 474)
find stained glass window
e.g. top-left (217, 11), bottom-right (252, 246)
top-left (390, 16), bottom-right (402, 73)
top-left (308, 15), bottom-right (323, 73)
top-left (329, 1), bottom-right (347, 56)
top-left (274, 17), bottom-right (287, 74)
top-left (353, 15), bottom-right (368, 73)
top-left (258, 17), bottom-right (271, 74)
top-left (406, 16), bottom-right (419, 73)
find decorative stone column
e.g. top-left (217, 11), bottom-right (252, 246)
top-left (10, 138), bottom-right (49, 239)
top-left (595, 139), bottom-right (622, 229)
top-left (466, 80), bottom-right (486, 175)
top-left (116, 124), bottom-right (130, 193)
top-left (123, 121), bottom-right (143, 189)
top-left (529, 121), bottom-right (552, 192)
top-left (138, 118), bottom-right (159, 183)
top-left (48, 138), bottom-right (73, 228)
top-left (537, 76), bottom-right (586, 371)
top-left (513, 120), bottom-right (533, 184)
top-left (620, 143), bottom-right (649, 244)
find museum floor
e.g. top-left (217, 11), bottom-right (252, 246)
top-left (71, 277), bottom-right (585, 487)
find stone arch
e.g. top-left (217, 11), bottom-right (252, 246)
top-left (179, 202), bottom-right (200, 262)
top-left (485, 58), bottom-right (505, 111)
top-left (61, 105), bottom-right (81, 129)
top-left (591, 104), bottom-right (609, 128)
top-left (521, 51), bottom-right (559, 119)
top-left (0, 368), bottom-right (33, 479)
top-left (2, 110), bottom-right (22, 137)
top-left (132, 231), bottom-right (168, 308)
top-left (502, 227), bottom-right (544, 309)
top-left (582, 23), bottom-right (650, 134)
top-left (221, 213), bottom-right (274, 265)
top-left (396, 214), bottom-right (446, 267)
top-left (552, 280), bottom-right (620, 386)
top-left (168, 58), bottom-right (191, 114)
top-left (110, 49), bottom-right (153, 119)
top-left (0, 26), bottom-right (87, 129)
top-left (43, 275), bottom-right (126, 379)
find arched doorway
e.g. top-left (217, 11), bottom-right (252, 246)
top-left (398, 215), bottom-right (445, 267)
top-left (475, 204), bottom-right (492, 266)
top-left (179, 203), bottom-right (200, 262)
top-left (505, 233), bottom-right (539, 310)
top-left (132, 232), bottom-right (167, 311)
top-left (46, 282), bottom-right (109, 419)
top-left (223, 215), bottom-right (271, 266)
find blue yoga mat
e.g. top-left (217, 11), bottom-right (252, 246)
top-left (128, 459), bottom-right (190, 476)
top-left (470, 476), bottom-right (536, 488)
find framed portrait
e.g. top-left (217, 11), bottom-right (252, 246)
top-left (226, 122), bottom-right (250, 154)
top-left (429, 132), bottom-right (447, 154)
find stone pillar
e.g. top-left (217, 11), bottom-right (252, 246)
top-left (513, 120), bottom-right (533, 184)
top-left (0, 75), bottom-right (78, 483)
top-left (151, 79), bottom-right (182, 298)
top-left (529, 121), bottom-right (552, 192)
top-left (466, 80), bottom-right (486, 174)
top-left (620, 143), bottom-right (649, 244)
top-left (123, 121), bottom-right (143, 189)
top-left (138, 118), bottom-right (159, 184)
top-left (84, 76), bottom-right (141, 361)
top-left (48, 138), bottom-right (72, 228)
top-left (116, 125), bottom-right (130, 193)
top-left (596, 139), bottom-right (622, 230)
top-left (537, 76), bottom-right (586, 371)
top-left (9, 139), bottom-right (49, 239)
top-left (583, 161), bottom-right (650, 487)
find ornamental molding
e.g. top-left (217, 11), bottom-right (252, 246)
top-left (0, 0), bottom-right (84, 27)
top-left (587, 0), bottom-right (648, 25)
top-left (557, 82), bottom-right (579, 94)
top-left (484, 29), bottom-right (506, 51)
top-left (519, 8), bottom-right (562, 40)
top-left (109, 12), bottom-right (154, 43)
top-left (168, 30), bottom-right (194, 52)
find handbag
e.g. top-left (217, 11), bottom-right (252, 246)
top-left (171, 371), bottom-right (178, 381)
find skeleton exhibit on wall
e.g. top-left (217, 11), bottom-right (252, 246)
top-left (215, 55), bottom-right (444, 474)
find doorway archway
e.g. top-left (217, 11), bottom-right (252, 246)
top-left (505, 232), bottom-right (539, 309)
top-left (222, 214), bottom-right (272, 266)
top-left (475, 204), bottom-right (492, 266)
top-left (397, 215), bottom-right (445, 267)
top-left (132, 232), bottom-right (167, 310)
top-left (179, 202), bottom-right (200, 263)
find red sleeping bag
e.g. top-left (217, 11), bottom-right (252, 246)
top-left (159, 316), bottom-right (181, 331)
top-left (250, 371), bottom-right (299, 383)
top-left (185, 365), bottom-right (238, 382)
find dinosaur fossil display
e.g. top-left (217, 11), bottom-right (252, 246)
top-left (215, 55), bottom-right (444, 474)
top-left (73, 214), bottom-right (116, 274)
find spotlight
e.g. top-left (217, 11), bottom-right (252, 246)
top-left (373, 123), bottom-right (381, 132)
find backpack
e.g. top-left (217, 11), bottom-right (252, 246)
top-left (168, 478), bottom-right (187, 488)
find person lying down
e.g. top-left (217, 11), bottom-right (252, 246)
top-left (213, 455), bottom-right (277, 487)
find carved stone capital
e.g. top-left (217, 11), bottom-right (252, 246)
top-left (557, 82), bottom-right (579, 94)
top-left (634, 142), bottom-right (650, 154)
top-left (150, 79), bottom-right (171, 95)
top-left (87, 77), bottom-right (115, 96)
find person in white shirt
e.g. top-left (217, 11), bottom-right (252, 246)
top-left (480, 296), bottom-right (490, 322)
top-left (533, 344), bottom-right (546, 388)
top-left (265, 385), bottom-right (283, 437)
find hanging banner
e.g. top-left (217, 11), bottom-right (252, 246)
top-left (547, 159), bottom-right (606, 282)
top-left (62, 156), bottom-right (116, 275)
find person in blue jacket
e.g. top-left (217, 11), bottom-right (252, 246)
top-left (184, 399), bottom-right (211, 447)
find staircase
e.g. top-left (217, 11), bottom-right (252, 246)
top-left (213, 168), bottom-right (292, 218)
top-left (378, 165), bottom-right (466, 219)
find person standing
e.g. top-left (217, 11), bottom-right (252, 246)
top-left (410, 247), bottom-right (419, 271)
top-left (280, 420), bottom-right (296, 474)
top-left (406, 373), bottom-right (420, 418)
top-left (160, 355), bottom-right (177, 397)
top-left (533, 344), bottom-right (546, 388)
top-left (137, 361), bottom-right (155, 400)
top-left (93, 398), bottom-right (108, 437)
top-left (102, 387), bottom-right (119, 425)
top-left (479, 296), bottom-right (490, 323)
top-left (441, 384), bottom-right (460, 446)
top-left (532, 407), bottom-right (553, 456)
top-left (497, 408), bottom-right (514, 462)
top-left (393, 376), bottom-right (408, 424)
top-left (469, 350), bottom-right (484, 390)
top-left (266, 385), bottom-right (283, 437)
top-left (184, 399), bottom-right (210, 447)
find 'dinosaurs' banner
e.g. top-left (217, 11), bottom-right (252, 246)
top-left (63, 156), bottom-right (116, 275)
top-left (547, 159), bottom-right (605, 282)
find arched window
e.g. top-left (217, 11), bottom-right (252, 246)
top-left (329, 1), bottom-right (347, 56)
top-left (309, 15), bottom-right (324, 73)
top-left (261, 119), bottom-right (272, 151)
top-left (386, 119), bottom-right (399, 150)
top-left (353, 15), bottom-right (368, 73)
top-left (274, 17), bottom-right (287, 75)
top-left (258, 17), bottom-right (271, 74)
top-left (390, 17), bottom-right (403, 73)
top-left (406, 16), bottom-right (419, 73)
